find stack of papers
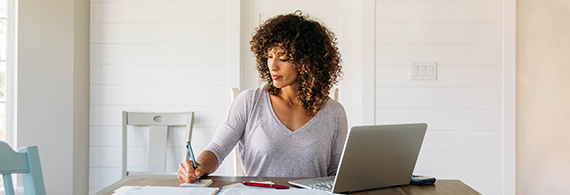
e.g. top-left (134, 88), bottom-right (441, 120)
top-left (111, 186), bottom-right (218, 195)
top-left (110, 180), bottom-right (339, 195)
top-left (217, 182), bottom-right (341, 195)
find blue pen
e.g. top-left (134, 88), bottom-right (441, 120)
top-left (186, 141), bottom-right (201, 183)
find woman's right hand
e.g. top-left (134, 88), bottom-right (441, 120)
top-left (178, 159), bottom-right (204, 183)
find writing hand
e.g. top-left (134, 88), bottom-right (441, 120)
top-left (177, 159), bottom-right (204, 183)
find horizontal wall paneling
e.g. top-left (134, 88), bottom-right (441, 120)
top-left (375, 108), bottom-right (501, 130)
top-left (91, 64), bottom-right (226, 85)
top-left (375, 65), bottom-right (501, 87)
top-left (91, 2), bottom-right (227, 23)
top-left (376, 1), bottom-right (502, 23)
top-left (375, 44), bottom-right (502, 66)
top-left (375, 87), bottom-right (502, 109)
top-left (91, 23), bottom-right (226, 44)
top-left (89, 1), bottom-right (232, 194)
top-left (90, 44), bottom-right (226, 64)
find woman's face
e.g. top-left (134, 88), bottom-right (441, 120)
top-left (267, 46), bottom-right (299, 89)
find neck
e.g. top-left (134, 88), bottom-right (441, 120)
top-left (277, 84), bottom-right (299, 105)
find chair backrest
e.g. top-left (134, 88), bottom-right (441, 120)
top-left (0, 141), bottom-right (46, 195)
top-left (331, 88), bottom-right (339, 101)
top-left (121, 111), bottom-right (194, 178)
top-left (230, 88), bottom-right (245, 176)
top-left (229, 87), bottom-right (339, 176)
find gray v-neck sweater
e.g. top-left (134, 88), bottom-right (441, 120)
top-left (204, 87), bottom-right (348, 177)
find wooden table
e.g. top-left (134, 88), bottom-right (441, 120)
top-left (93, 173), bottom-right (481, 195)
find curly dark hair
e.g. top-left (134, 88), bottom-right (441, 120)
top-left (250, 11), bottom-right (342, 116)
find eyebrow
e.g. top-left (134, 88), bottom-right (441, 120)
top-left (267, 50), bottom-right (287, 56)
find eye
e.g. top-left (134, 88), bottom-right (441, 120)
top-left (279, 58), bottom-right (289, 62)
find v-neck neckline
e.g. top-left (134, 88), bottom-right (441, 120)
top-left (266, 92), bottom-right (321, 133)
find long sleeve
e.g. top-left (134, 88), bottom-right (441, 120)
top-left (327, 102), bottom-right (349, 176)
top-left (203, 89), bottom-right (257, 166)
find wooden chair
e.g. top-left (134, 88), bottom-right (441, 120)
top-left (0, 141), bottom-right (46, 195)
top-left (121, 111), bottom-right (194, 178)
top-left (229, 87), bottom-right (339, 176)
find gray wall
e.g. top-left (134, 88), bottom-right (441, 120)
top-left (16, 0), bottom-right (89, 194)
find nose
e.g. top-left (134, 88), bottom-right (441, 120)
top-left (268, 57), bottom-right (279, 71)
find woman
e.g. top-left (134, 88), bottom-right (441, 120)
top-left (178, 11), bottom-right (347, 183)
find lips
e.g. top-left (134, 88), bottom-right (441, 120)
top-left (272, 75), bottom-right (282, 80)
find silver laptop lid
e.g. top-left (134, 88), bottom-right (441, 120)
top-left (332, 123), bottom-right (427, 193)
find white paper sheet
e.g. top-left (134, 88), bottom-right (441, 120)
top-left (217, 182), bottom-right (341, 195)
top-left (112, 186), bottom-right (218, 195)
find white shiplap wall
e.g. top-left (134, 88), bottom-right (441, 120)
top-left (89, 1), bottom-right (235, 194)
top-left (374, 0), bottom-right (503, 194)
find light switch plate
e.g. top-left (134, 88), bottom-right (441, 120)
top-left (410, 61), bottom-right (437, 81)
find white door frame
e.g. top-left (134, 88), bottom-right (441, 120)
top-left (502, 0), bottom-right (517, 194)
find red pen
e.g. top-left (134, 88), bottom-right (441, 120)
top-left (242, 182), bottom-right (290, 189)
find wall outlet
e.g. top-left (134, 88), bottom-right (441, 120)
top-left (410, 61), bottom-right (437, 81)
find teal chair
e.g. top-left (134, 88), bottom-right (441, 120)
top-left (0, 141), bottom-right (45, 195)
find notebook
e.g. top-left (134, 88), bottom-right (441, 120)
top-left (179, 179), bottom-right (213, 187)
top-left (288, 123), bottom-right (428, 194)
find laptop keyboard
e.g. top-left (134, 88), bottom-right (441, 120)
top-left (308, 181), bottom-right (334, 192)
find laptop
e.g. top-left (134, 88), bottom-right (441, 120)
top-left (288, 123), bottom-right (428, 194)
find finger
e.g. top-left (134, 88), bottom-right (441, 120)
top-left (184, 160), bottom-right (196, 172)
top-left (182, 160), bottom-right (190, 171)
top-left (179, 162), bottom-right (198, 183)
top-left (179, 168), bottom-right (197, 183)
top-left (195, 165), bottom-right (204, 177)
top-left (177, 169), bottom-right (185, 183)
top-left (178, 164), bottom-right (190, 183)
top-left (186, 162), bottom-right (199, 179)
top-left (179, 162), bottom-right (187, 173)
